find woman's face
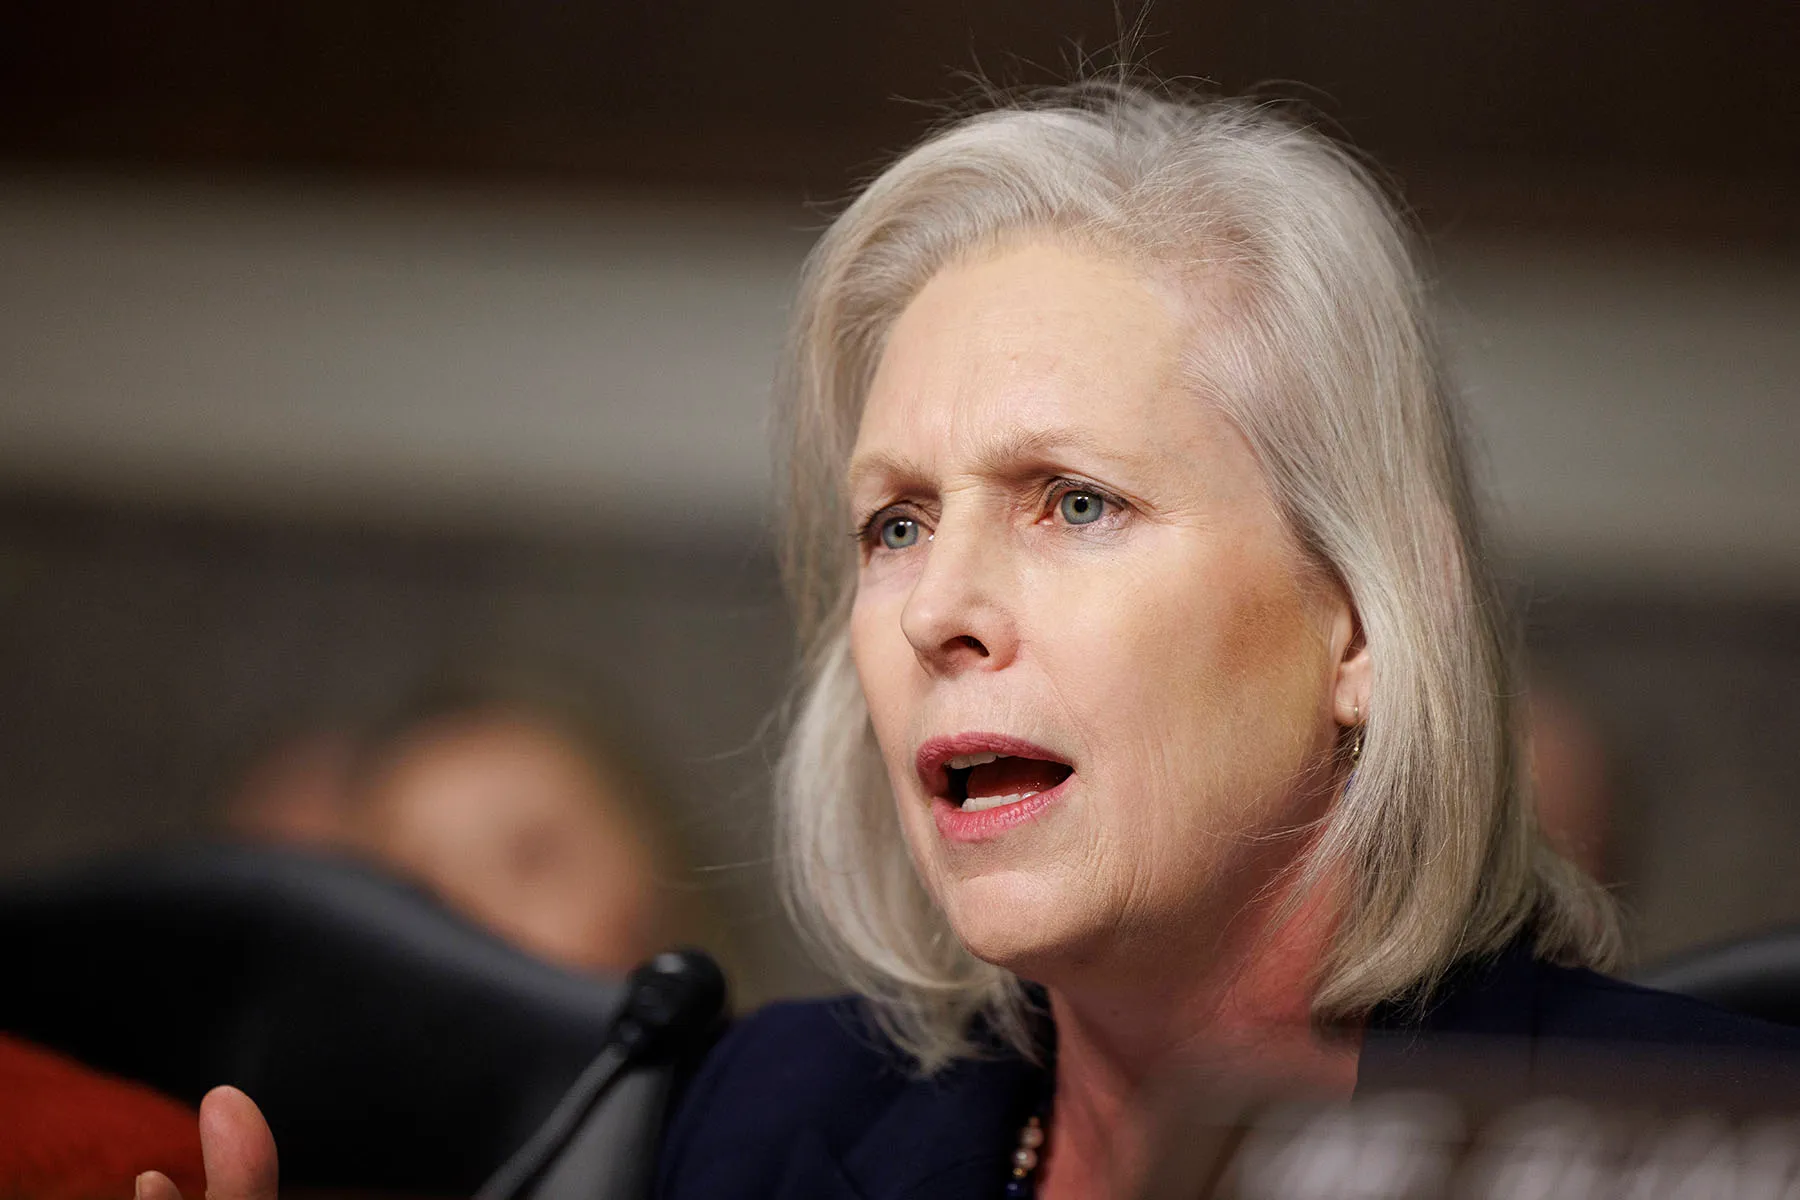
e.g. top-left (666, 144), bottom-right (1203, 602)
top-left (847, 241), bottom-right (1359, 982)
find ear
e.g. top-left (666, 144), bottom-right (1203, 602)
top-left (1327, 593), bottom-right (1371, 729)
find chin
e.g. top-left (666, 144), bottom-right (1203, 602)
top-left (934, 866), bottom-right (1106, 979)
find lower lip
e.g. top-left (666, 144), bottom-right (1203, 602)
top-left (931, 777), bottom-right (1072, 843)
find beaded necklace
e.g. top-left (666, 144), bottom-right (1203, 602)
top-left (1004, 990), bottom-right (1057, 1198)
top-left (1003, 1105), bottom-right (1049, 1197)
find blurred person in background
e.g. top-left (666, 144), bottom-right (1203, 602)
top-left (1528, 677), bottom-right (1616, 883)
top-left (221, 670), bottom-right (710, 976)
top-left (220, 725), bottom-right (359, 850)
top-left (344, 673), bottom-right (683, 975)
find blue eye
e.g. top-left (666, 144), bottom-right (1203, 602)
top-left (880, 516), bottom-right (921, 549)
top-left (1058, 490), bottom-right (1105, 525)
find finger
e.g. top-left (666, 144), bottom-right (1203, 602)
top-left (198, 1085), bottom-right (279, 1200)
top-left (136, 1170), bottom-right (186, 1200)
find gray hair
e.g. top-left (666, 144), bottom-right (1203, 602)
top-left (772, 81), bottom-right (1619, 1074)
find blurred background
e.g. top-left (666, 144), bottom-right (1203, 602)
top-left (0, 0), bottom-right (1795, 1004)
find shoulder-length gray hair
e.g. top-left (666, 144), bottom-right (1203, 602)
top-left (772, 81), bottom-right (1618, 1074)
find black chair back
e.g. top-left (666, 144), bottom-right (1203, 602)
top-left (1638, 927), bottom-right (1800, 1029)
top-left (0, 845), bottom-right (632, 1195)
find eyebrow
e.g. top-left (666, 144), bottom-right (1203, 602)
top-left (845, 425), bottom-right (1142, 495)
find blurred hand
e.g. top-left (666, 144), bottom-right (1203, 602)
top-left (136, 1086), bottom-right (278, 1200)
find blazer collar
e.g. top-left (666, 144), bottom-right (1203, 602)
top-left (779, 1048), bottom-right (1047, 1200)
top-left (1358, 935), bottom-right (1542, 1095)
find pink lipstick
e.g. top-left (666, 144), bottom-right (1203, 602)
top-left (914, 733), bottom-right (1075, 843)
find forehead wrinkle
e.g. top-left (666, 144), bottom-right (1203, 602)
top-left (848, 244), bottom-right (1190, 500)
top-left (964, 423), bottom-right (1152, 481)
top-left (846, 421), bottom-right (1161, 502)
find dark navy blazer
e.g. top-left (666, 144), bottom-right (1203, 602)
top-left (656, 942), bottom-right (1800, 1200)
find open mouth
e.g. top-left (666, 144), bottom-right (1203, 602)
top-left (940, 751), bottom-right (1074, 812)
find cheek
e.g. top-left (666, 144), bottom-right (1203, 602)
top-left (849, 589), bottom-right (964, 897)
top-left (850, 588), bottom-right (913, 721)
top-left (1033, 535), bottom-right (1329, 814)
top-left (848, 591), bottom-right (923, 806)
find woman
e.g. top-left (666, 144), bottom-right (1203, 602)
top-left (147, 81), bottom-right (1800, 1200)
top-left (655, 82), bottom-right (1800, 1199)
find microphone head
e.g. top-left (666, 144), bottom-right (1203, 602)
top-left (612, 948), bottom-right (728, 1062)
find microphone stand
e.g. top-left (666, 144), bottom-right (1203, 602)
top-left (475, 949), bottom-right (727, 1200)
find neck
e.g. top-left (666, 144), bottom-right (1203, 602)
top-left (1035, 870), bottom-right (1359, 1200)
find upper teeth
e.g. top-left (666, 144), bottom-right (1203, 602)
top-left (947, 752), bottom-right (1002, 770)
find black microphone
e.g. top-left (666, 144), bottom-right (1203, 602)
top-left (605, 948), bottom-right (729, 1062)
top-left (475, 949), bottom-right (728, 1200)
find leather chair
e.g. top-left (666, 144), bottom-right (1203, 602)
top-left (1637, 927), bottom-right (1800, 1029)
top-left (0, 844), bottom-right (717, 1198)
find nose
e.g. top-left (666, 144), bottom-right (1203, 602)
top-left (898, 511), bottom-right (1020, 676)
